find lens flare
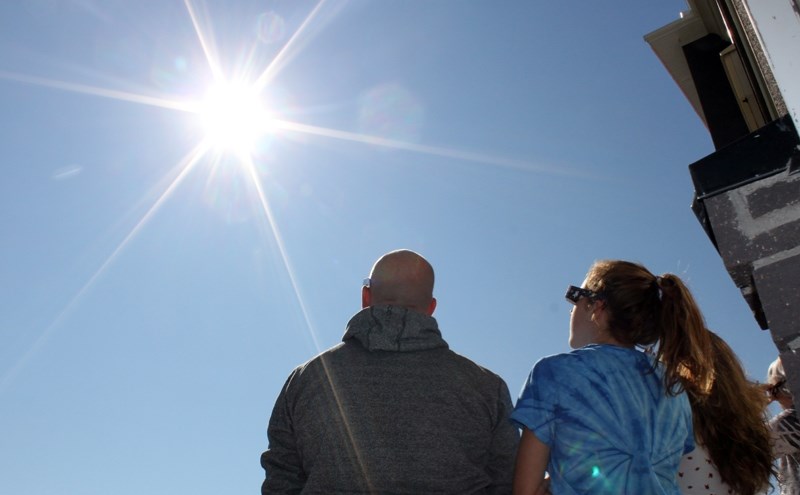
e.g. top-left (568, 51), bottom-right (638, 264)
top-left (257, 11), bottom-right (287, 44)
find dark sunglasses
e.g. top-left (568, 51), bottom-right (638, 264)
top-left (565, 285), bottom-right (602, 305)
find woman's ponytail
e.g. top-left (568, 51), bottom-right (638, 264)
top-left (653, 274), bottom-right (714, 396)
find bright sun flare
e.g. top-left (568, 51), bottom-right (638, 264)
top-left (198, 80), bottom-right (273, 155)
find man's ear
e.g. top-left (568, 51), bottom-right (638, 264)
top-left (362, 286), bottom-right (371, 309)
top-left (426, 297), bottom-right (437, 316)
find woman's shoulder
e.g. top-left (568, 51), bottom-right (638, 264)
top-left (556, 344), bottom-right (647, 367)
top-left (531, 345), bottom-right (647, 381)
top-left (531, 348), bottom-right (594, 373)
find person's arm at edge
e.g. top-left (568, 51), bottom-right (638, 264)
top-left (513, 428), bottom-right (550, 495)
top-left (486, 379), bottom-right (521, 494)
top-left (261, 372), bottom-right (305, 494)
top-left (769, 407), bottom-right (800, 456)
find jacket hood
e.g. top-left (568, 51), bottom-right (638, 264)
top-left (342, 305), bottom-right (448, 352)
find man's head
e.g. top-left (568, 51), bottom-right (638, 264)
top-left (362, 249), bottom-right (436, 315)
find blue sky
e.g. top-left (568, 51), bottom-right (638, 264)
top-left (0, 1), bottom-right (781, 494)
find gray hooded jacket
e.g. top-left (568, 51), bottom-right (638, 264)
top-left (261, 305), bottom-right (519, 494)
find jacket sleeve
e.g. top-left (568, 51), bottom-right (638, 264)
top-left (770, 408), bottom-right (800, 457)
top-left (261, 371), bottom-right (306, 494)
top-left (486, 378), bottom-right (521, 494)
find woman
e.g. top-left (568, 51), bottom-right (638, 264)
top-left (766, 357), bottom-right (800, 495)
top-left (678, 332), bottom-right (772, 495)
top-left (511, 260), bottom-right (713, 494)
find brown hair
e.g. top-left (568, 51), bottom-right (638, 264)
top-left (688, 331), bottom-right (772, 495)
top-left (584, 260), bottom-right (713, 396)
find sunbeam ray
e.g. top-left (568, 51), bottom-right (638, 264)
top-left (95, 143), bottom-right (210, 278)
top-left (242, 155), bottom-right (374, 492)
top-left (242, 156), bottom-right (321, 351)
top-left (183, 0), bottom-right (225, 81)
top-left (273, 119), bottom-right (601, 179)
top-left (253, 0), bottom-right (330, 92)
top-left (0, 70), bottom-right (196, 113)
top-left (0, 143), bottom-right (210, 393)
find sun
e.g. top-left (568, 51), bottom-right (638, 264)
top-left (197, 79), bottom-right (273, 156)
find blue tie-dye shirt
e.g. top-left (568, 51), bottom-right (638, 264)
top-left (511, 344), bottom-right (694, 494)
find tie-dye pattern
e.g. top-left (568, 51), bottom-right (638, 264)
top-left (512, 344), bottom-right (694, 494)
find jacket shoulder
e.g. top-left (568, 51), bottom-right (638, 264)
top-left (445, 349), bottom-right (510, 387)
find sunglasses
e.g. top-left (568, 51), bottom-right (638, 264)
top-left (565, 285), bottom-right (602, 305)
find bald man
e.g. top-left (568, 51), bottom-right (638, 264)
top-left (261, 250), bottom-right (519, 494)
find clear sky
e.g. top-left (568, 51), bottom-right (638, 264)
top-left (0, 1), bottom-right (781, 494)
